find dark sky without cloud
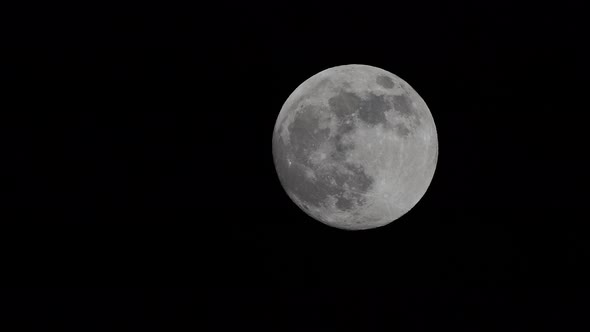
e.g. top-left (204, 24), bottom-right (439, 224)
top-left (0, 2), bottom-right (588, 331)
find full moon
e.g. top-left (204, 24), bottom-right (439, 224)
top-left (272, 64), bottom-right (438, 230)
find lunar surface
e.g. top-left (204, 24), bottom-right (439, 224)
top-left (272, 64), bottom-right (438, 230)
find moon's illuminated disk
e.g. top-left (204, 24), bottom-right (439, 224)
top-left (272, 64), bottom-right (438, 230)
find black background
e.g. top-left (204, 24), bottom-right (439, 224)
top-left (1, 1), bottom-right (589, 331)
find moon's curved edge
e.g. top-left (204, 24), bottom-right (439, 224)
top-left (272, 64), bottom-right (438, 230)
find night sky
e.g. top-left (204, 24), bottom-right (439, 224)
top-left (1, 2), bottom-right (588, 331)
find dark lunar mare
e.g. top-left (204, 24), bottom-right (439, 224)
top-left (276, 97), bottom-right (376, 213)
top-left (278, 79), bottom-right (332, 133)
top-left (276, 106), bottom-right (349, 211)
top-left (394, 123), bottom-right (411, 137)
top-left (328, 90), bottom-right (361, 119)
top-left (358, 93), bottom-right (391, 127)
top-left (390, 92), bottom-right (422, 135)
top-left (392, 93), bottom-right (414, 117)
top-left (329, 89), bottom-right (393, 129)
top-left (376, 75), bottom-right (394, 89)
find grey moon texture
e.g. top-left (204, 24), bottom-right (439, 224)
top-left (272, 64), bottom-right (438, 230)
